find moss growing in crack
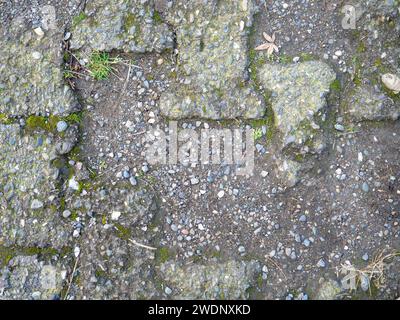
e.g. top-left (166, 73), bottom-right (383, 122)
top-left (0, 246), bottom-right (14, 267)
top-left (153, 10), bottom-right (163, 24)
top-left (253, 128), bottom-right (263, 140)
top-left (279, 54), bottom-right (294, 64)
top-left (25, 115), bottom-right (52, 132)
top-left (72, 12), bottom-right (88, 27)
top-left (0, 245), bottom-right (61, 267)
top-left (25, 112), bottom-right (83, 133)
top-left (300, 52), bottom-right (316, 62)
top-left (60, 197), bottom-right (66, 212)
top-left (330, 79), bottom-right (341, 92)
top-left (65, 112), bottom-right (84, 125)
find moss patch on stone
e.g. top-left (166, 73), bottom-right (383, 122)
top-left (0, 245), bottom-right (69, 267)
top-left (0, 114), bottom-right (15, 125)
top-left (72, 12), bottom-right (88, 27)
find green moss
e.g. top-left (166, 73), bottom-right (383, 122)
top-left (357, 41), bottom-right (366, 54)
top-left (351, 56), bottom-right (363, 86)
top-left (68, 145), bottom-right (81, 162)
top-left (124, 13), bottom-right (136, 32)
top-left (214, 87), bottom-right (224, 99)
top-left (0, 113), bottom-right (15, 125)
top-left (114, 223), bottom-right (132, 240)
top-left (63, 52), bottom-right (71, 63)
top-left (60, 197), bottom-right (66, 211)
top-left (156, 247), bottom-right (171, 264)
top-left (0, 246), bottom-right (14, 267)
top-left (26, 115), bottom-right (51, 131)
top-left (300, 52), bottom-right (315, 62)
top-left (77, 180), bottom-right (93, 194)
top-left (256, 274), bottom-right (263, 288)
top-left (330, 79), bottom-right (341, 92)
top-left (51, 158), bottom-right (65, 169)
top-left (294, 153), bottom-right (305, 162)
top-left (72, 12), bottom-right (88, 27)
top-left (65, 112), bottom-right (84, 125)
top-left (373, 58), bottom-right (383, 68)
top-left (0, 245), bottom-right (60, 267)
top-left (153, 10), bottom-right (163, 24)
top-left (279, 54), bottom-right (293, 64)
top-left (253, 128), bottom-right (263, 140)
top-left (70, 211), bottom-right (79, 220)
top-left (25, 114), bottom-right (80, 133)
top-left (88, 167), bottom-right (98, 180)
top-left (95, 269), bottom-right (108, 279)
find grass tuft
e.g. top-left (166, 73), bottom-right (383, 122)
top-left (87, 52), bottom-right (120, 80)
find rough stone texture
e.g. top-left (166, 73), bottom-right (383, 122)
top-left (0, 124), bottom-right (70, 249)
top-left (345, 85), bottom-right (400, 122)
top-left (70, 185), bottom-right (159, 299)
top-left (69, 0), bottom-right (174, 53)
top-left (160, 260), bottom-right (261, 300)
top-left (0, 18), bottom-right (79, 117)
top-left (159, 0), bottom-right (266, 120)
top-left (258, 61), bottom-right (336, 187)
top-left (258, 61), bottom-right (336, 148)
top-left (314, 280), bottom-right (342, 300)
top-left (274, 158), bottom-right (302, 188)
top-left (0, 255), bottom-right (67, 300)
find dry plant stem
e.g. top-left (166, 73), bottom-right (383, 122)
top-left (63, 255), bottom-right (80, 300)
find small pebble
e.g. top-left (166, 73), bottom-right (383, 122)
top-left (56, 121), bottom-right (68, 133)
top-left (317, 259), bottom-right (326, 268)
top-left (62, 210), bottom-right (72, 218)
top-left (362, 182), bottom-right (370, 193)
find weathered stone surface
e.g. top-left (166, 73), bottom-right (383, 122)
top-left (258, 61), bottom-right (336, 187)
top-left (71, 186), bottom-right (159, 299)
top-left (345, 85), bottom-right (399, 122)
top-left (315, 280), bottom-right (342, 300)
top-left (0, 255), bottom-right (67, 300)
top-left (0, 19), bottom-right (79, 117)
top-left (69, 0), bottom-right (174, 53)
top-left (274, 158), bottom-right (302, 188)
top-left (159, 0), bottom-right (266, 120)
top-left (160, 260), bottom-right (261, 299)
top-left (0, 124), bottom-right (70, 249)
top-left (258, 61), bottom-right (336, 147)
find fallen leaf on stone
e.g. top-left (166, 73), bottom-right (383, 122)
top-left (255, 32), bottom-right (279, 56)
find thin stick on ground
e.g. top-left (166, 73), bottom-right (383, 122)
top-left (266, 256), bottom-right (287, 280)
top-left (63, 255), bottom-right (80, 300)
top-left (128, 238), bottom-right (157, 251)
